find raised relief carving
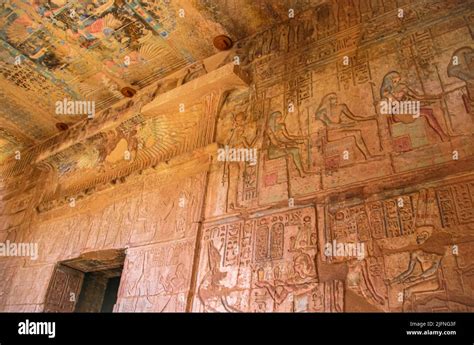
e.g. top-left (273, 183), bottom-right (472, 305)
top-left (380, 71), bottom-right (449, 142)
top-left (312, 93), bottom-right (381, 164)
top-left (117, 239), bottom-right (195, 312)
top-left (447, 47), bottom-right (474, 112)
top-left (323, 182), bottom-right (474, 312)
top-left (1, 0), bottom-right (473, 315)
top-left (194, 207), bottom-right (344, 312)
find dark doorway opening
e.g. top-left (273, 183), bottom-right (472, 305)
top-left (74, 267), bottom-right (123, 312)
top-left (101, 276), bottom-right (121, 312)
top-left (44, 249), bottom-right (125, 313)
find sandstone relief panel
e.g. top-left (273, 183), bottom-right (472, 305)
top-left (0, 170), bottom-right (207, 311)
top-left (196, 178), bottom-right (474, 312)
top-left (206, 0), bottom-right (473, 219)
top-left (319, 178), bottom-right (474, 312)
top-left (193, 206), bottom-right (344, 312)
top-left (0, 0), bottom-right (473, 315)
top-left (116, 239), bottom-right (195, 312)
top-left (34, 170), bottom-right (206, 262)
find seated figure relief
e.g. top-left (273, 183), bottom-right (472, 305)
top-left (313, 93), bottom-right (381, 160)
top-left (384, 226), bottom-right (473, 311)
top-left (264, 111), bottom-right (315, 177)
top-left (255, 252), bottom-right (319, 308)
top-left (380, 71), bottom-right (449, 142)
top-left (447, 47), bottom-right (474, 112)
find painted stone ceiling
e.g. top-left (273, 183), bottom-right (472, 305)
top-left (0, 0), bottom-right (322, 163)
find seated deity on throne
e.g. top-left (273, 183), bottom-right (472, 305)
top-left (265, 111), bottom-right (315, 177)
top-left (313, 93), bottom-right (381, 160)
top-left (255, 252), bottom-right (320, 311)
top-left (380, 71), bottom-right (449, 142)
top-left (447, 47), bottom-right (474, 114)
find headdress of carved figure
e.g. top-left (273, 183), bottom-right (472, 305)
top-left (268, 111), bottom-right (283, 130)
top-left (232, 111), bottom-right (246, 126)
top-left (415, 225), bottom-right (434, 245)
top-left (447, 47), bottom-right (474, 81)
top-left (207, 242), bottom-right (227, 285)
top-left (293, 252), bottom-right (316, 279)
top-left (380, 71), bottom-right (402, 99)
top-left (315, 92), bottom-right (337, 119)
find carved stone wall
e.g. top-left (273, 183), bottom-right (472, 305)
top-left (207, 0), bottom-right (474, 219)
top-left (199, 0), bottom-right (474, 312)
top-left (0, 0), bottom-right (473, 312)
top-left (319, 177), bottom-right (474, 312)
top-left (193, 206), bottom-right (344, 312)
top-left (0, 161), bottom-right (208, 311)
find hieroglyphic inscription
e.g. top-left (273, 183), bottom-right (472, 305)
top-left (194, 207), bottom-right (344, 312)
top-left (436, 181), bottom-right (474, 227)
top-left (328, 194), bottom-right (417, 243)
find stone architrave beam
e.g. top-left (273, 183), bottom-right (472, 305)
top-left (34, 62), bottom-right (250, 163)
top-left (141, 63), bottom-right (250, 115)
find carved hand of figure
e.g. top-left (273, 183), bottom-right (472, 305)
top-left (363, 116), bottom-right (377, 121)
top-left (293, 138), bottom-right (305, 144)
top-left (274, 279), bottom-right (286, 286)
top-left (456, 264), bottom-right (474, 277)
top-left (404, 275), bottom-right (423, 284)
top-left (388, 274), bottom-right (406, 285)
top-left (255, 281), bottom-right (269, 288)
top-left (386, 278), bottom-right (397, 285)
top-left (339, 123), bottom-right (356, 128)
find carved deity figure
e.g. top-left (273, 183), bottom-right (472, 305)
top-left (222, 111), bottom-right (259, 211)
top-left (380, 71), bottom-right (449, 141)
top-left (386, 226), bottom-right (459, 311)
top-left (447, 47), bottom-right (474, 111)
top-left (347, 259), bottom-right (386, 306)
top-left (197, 242), bottom-right (241, 312)
top-left (157, 263), bottom-right (187, 295)
top-left (389, 228), bottom-right (474, 311)
top-left (314, 93), bottom-right (379, 159)
top-left (255, 252), bottom-right (318, 308)
top-left (265, 111), bottom-right (313, 177)
top-left (390, 226), bottom-right (444, 286)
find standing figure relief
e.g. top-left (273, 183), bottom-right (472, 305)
top-left (222, 111), bottom-right (260, 211)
